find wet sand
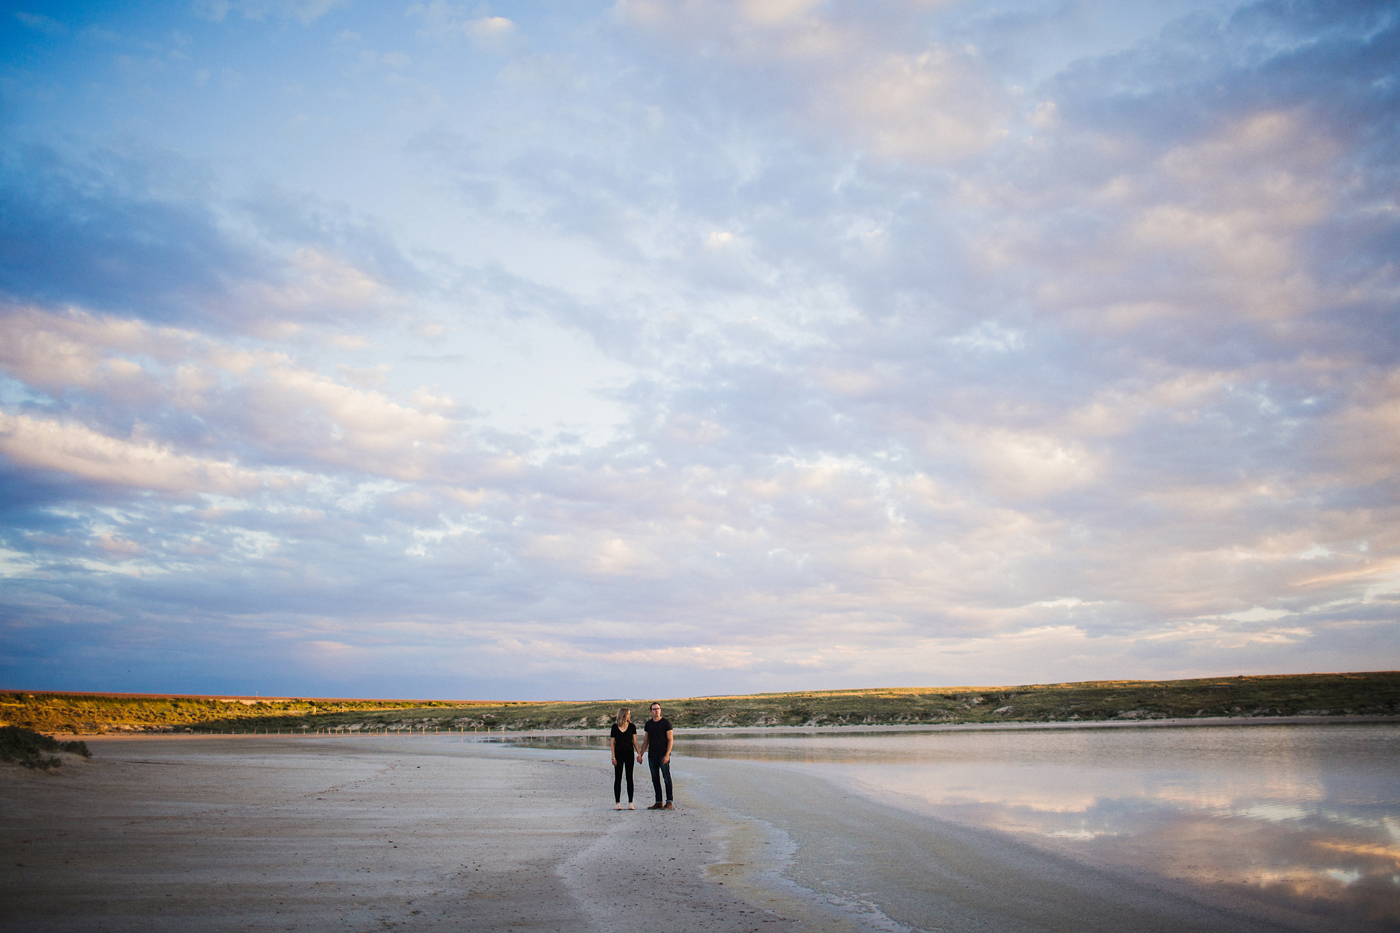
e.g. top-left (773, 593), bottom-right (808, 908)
top-left (686, 756), bottom-right (1328, 933)
top-left (0, 736), bottom-right (1315, 932)
top-left (0, 736), bottom-right (839, 933)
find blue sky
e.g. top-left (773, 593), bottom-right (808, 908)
top-left (1, 0), bottom-right (1396, 700)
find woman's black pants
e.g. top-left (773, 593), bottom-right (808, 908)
top-left (614, 757), bottom-right (634, 802)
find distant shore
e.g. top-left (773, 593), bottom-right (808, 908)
top-left (42, 710), bottom-right (1400, 742)
top-left (4, 671), bottom-right (1398, 736)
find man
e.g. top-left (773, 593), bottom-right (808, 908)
top-left (637, 701), bottom-right (674, 809)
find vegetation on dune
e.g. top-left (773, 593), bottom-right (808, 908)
top-left (3, 672), bottom-right (1397, 735)
top-left (0, 725), bottom-right (91, 769)
top-left (0, 693), bottom-right (465, 736)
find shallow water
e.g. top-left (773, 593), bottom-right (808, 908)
top-left (670, 722), bottom-right (1400, 929)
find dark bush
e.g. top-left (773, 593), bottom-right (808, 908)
top-left (0, 725), bottom-right (91, 769)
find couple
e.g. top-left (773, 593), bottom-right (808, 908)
top-left (609, 702), bottom-right (674, 810)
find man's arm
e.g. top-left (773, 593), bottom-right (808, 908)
top-left (663, 727), bottom-right (674, 764)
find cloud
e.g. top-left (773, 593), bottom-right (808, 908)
top-left (0, 412), bottom-right (268, 496)
top-left (618, 0), bottom-right (1011, 163)
top-left (0, 148), bottom-right (420, 336)
top-left (14, 11), bottom-right (68, 37)
top-left (192, 0), bottom-right (344, 26)
top-left (407, 3), bottom-right (516, 47)
top-left (0, 146), bottom-right (252, 324)
top-left (235, 248), bottom-right (404, 324)
top-left (467, 16), bottom-right (514, 41)
top-left (808, 47), bottom-right (1009, 162)
top-left (236, 364), bottom-right (460, 479)
top-left (0, 303), bottom-right (478, 491)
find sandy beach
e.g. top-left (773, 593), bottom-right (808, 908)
top-left (0, 735), bottom-right (1324, 932)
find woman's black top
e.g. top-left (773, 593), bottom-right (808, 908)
top-left (610, 722), bottom-right (637, 756)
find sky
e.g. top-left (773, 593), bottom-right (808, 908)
top-left (0, 0), bottom-right (1397, 701)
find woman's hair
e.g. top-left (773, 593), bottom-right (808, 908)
top-left (616, 706), bottom-right (631, 726)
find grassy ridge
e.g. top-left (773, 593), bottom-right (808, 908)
top-left (0, 693), bottom-right (472, 735)
top-left (4, 672), bottom-right (1398, 735)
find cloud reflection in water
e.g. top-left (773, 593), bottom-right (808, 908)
top-left (680, 723), bottom-right (1400, 930)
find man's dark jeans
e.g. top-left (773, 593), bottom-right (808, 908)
top-left (647, 757), bottom-right (673, 802)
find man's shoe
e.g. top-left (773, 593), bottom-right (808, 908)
top-left (647, 802), bottom-right (664, 809)
top-left (662, 801), bottom-right (674, 810)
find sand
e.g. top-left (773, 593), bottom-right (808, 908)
top-left (685, 756), bottom-right (1321, 933)
top-left (0, 735), bottom-right (1311, 932)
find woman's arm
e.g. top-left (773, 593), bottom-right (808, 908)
top-left (610, 735), bottom-right (617, 765)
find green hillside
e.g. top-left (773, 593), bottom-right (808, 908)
top-left (5, 671), bottom-right (1398, 735)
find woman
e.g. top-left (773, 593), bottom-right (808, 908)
top-left (610, 706), bottom-right (637, 809)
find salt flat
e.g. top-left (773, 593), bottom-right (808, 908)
top-left (0, 735), bottom-right (1315, 932)
top-left (0, 736), bottom-right (849, 933)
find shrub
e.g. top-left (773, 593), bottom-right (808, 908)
top-left (0, 725), bottom-right (91, 769)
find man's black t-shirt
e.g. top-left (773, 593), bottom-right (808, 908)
top-left (643, 717), bottom-right (672, 760)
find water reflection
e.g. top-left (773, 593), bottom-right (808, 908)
top-left (605, 724), bottom-right (1399, 928)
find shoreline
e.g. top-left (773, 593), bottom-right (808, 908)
top-left (55, 711), bottom-right (1400, 741)
top-left (685, 755), bottom-right (1322, 933)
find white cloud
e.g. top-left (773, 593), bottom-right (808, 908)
top-left (1218, 607), bottom-right (1291, 623)
top-left (0, 305), bottom-right (202, 393)
top-left (619, 0), bottom-right (1009, 163)
top-left (0, 412), bottom-right (267, 496)
top-left (237, 248), bottom-right (402, 322)
top-left (407, 3), bottom-right (515, 46)
top-left (960, 427), bottom-right (1100, 501)
top-left (467, 16), bottom-right (514, 39)
top-left (811, 48), bottom-right (1009, 162)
